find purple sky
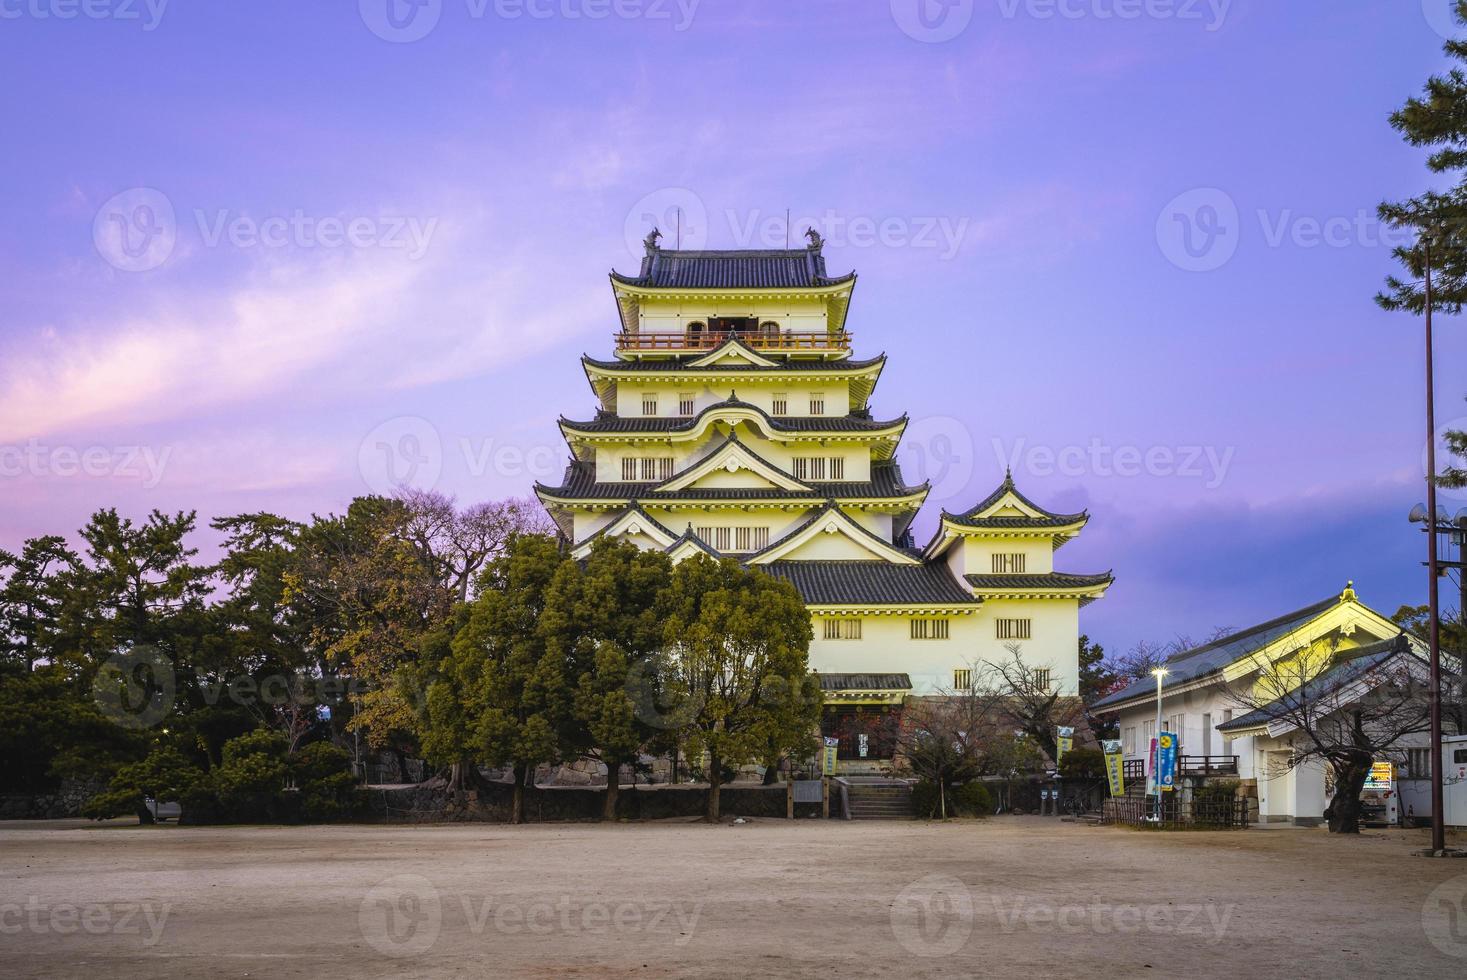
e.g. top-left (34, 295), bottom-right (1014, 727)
top-left (2, 0), bottom-right (1465, 653)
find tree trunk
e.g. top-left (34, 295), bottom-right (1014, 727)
top-left (706, 752), bottom-right (722, 822)
top-left (762, 756), bottom-right (780, 786)
top-left (135, 801), bottom-right (155, 826)
top-left (510, 762), bottom-right (527, 825)
top-left (1326, 760), bottom-right (1371, 834)
top-left (603, 761), bottom-right (620, 821)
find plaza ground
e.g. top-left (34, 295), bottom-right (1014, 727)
top-left (2, 816), bottom-right (1465, 978)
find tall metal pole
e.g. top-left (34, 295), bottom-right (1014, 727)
top-left (1424, 232), bottom-right (1446, 854)
top-left (1153, 670), bottom-right (1165, 819)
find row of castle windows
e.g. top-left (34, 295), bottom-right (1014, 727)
top-left (819, 617), bottom-right (1035, 642)
top-left (639, 393), bottom-right (824, 417)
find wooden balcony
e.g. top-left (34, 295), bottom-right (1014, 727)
top-left (615, 330), bottom-right (851, 353)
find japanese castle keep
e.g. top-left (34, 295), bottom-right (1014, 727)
top-left (535, 230), bottom-right (1112, 762)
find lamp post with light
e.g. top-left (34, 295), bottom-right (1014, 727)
top-left (1151, 667), bottom-right (1168, 818)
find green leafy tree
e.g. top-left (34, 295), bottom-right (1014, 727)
top-left (428, 534), bottom-right (570, 823)
top-left (0, 535), bottom-right (77, 672)
top-left (1378, 1), bottom-right (1467, 483)
top-left (540, 540), bottom-right (675, 820)
top-left (658, 556), bottom-right (819, 822)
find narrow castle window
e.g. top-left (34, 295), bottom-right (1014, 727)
top-left (641, 394), bottom-right (658, 416)
top-left (678, 393), bottom-right (695, 417)
top-left (996, 618), bottom-right (1032, 640)
top-left (809, 395), bottom-right (825, 415)
top-left (992, 553), bottom-right (1027, 574)
top-left (772, 394), bottom-right (788, 416)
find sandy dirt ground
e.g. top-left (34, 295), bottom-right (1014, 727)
top-left (2, 816), bottom-right (1466, 979)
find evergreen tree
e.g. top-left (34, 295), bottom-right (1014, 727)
top-left (657, 555), bottom-right (819, 822)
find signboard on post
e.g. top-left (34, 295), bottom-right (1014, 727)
top-left (1156, 732), bottom-right (1178, 792)
top-left (1056, 726), bottom-right (1074, 767)
top-left (1102, 739), bottom-right (1125, 797)
top-left (1363, 761), bottom-right (1394, 790)
top-left (821, 737), bottom-right (838, 776)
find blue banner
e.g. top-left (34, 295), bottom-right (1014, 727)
top-left (1156, 731), bottom-right (1178, 792)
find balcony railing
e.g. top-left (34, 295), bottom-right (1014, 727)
top-left (1178, 755), bottom-right (1239, 777)
top-left (616, 330), bottom-right (851, 352)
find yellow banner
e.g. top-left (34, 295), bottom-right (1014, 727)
top-left (821, 737), bottom-right (838, 776)
top-left (1102, 739), bottom-right (1125, 797)
top-left (1056, 726), bottom-right (1074, 767)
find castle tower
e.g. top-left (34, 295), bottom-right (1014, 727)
top-left (535, 231), bottom-right (1111, 766)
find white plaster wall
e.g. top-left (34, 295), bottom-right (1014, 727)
top-left (637, 297), bottom-right (829, 335)
top-left (612, 383), bottom-right (853, 420)
top-left (808, 600), bottom-right (1082, 696)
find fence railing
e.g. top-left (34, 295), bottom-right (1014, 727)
top-left (1102, 795), bottom-right (1250, 830)
top-left (1178, 755), bottom-right (1239, 777)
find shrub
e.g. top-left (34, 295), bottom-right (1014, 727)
top-left (1057, 748), bottom-right (1105, 782)
top-left (912, 779), bottom-right (994, 819)
top-left (292, 742), bottom-right (357, 821)
top-left (951, 780), bottom-right (994, 817)
top-left (82, 747), bottom-right (204, 823)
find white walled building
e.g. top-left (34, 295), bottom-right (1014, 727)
top-left (1092, 585), bottom-right (1418, 825)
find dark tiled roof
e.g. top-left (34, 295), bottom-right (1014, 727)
top-left (561, 397), bottom-right (905, 435)
top-left (764, 561), bottom-right (979, 606)
top-left (537, 459), bottom-right (925, 502)
top-left (574, 503), bottom-right (676, 550)
top-left (964, 572), bottom-right (1114, 591)
top-left (612, 246), bottom-right (855, 290)
top-left (1090, 594), bottom-right (1344, 710)
top-left (1216, 636), bottom-right (1415, 732)
top-left (817, 673), bottom-right (913, 692)
top-left (941, 471), bottom-right (1088, 529)
top-left (583, 352), bottom-right (885, 373)
top-left (664, 525), bottom-right (724, 558)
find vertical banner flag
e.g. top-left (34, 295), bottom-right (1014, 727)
top-left (1156, 731), bottom-right (1178, 792)
top-left (1146, 737), bottom-right (1158, 796)
top-left (822, 736), bottom-right (838, 776)
top-left (1056, 726), bottom-right (1074, 767)
top-left (1102, 739), bottom-right (1125, 797)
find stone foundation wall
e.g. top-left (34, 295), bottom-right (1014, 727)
top-left (362, 780), bottom-right (792, 823)
top-left (0, 777), bottom-right (108, 819)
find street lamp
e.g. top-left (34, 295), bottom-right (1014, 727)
top-left (1151, 667), bottom-right (1168, 817)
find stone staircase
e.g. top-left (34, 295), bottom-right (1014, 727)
top-left (846, 782), bottom-right (916, 820)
